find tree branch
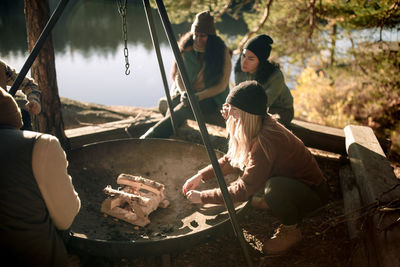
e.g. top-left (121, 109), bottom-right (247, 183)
top-left (307, 0), bottom-right (317, 42)
top-left (213, 0), bottom-right (233, 20)
top-left (234, 0), bottom-right (274, 54)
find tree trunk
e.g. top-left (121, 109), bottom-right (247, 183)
top-left (330, 24), bottom-right (337, 66)
top-left (24, 0), bottom-right (69, 149)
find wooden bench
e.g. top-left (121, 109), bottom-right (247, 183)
top-left (343, 125), bottom-right (400, 266)
top-left (288, 119), bottom-right (391, 155)
top-left (65, 116), bottom-right (159, 149)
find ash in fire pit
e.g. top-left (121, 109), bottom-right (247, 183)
top-left (66, 139), bottom-right (247, 258)
top-left (101, 174), bottom-right (170, 227)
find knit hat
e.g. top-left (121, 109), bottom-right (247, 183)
top-left (244, 34), bottom-right (274, 62)
top-left (226, 80), bottom-right (267, 115)
top-left (0, 87), bottom-right (23, 129)
top-left (191, 11), bottom-right (216, 35)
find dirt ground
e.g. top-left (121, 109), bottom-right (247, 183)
top-left (61, 98), bottom-right (397, 267)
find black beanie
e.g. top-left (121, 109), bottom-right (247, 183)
top-left (226, 80), bottom-right (267, 115)
top-left (244, 34), bottom-right (274, 62)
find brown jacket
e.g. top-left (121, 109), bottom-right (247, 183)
top-left (198, 116), bottom-right (325, 204)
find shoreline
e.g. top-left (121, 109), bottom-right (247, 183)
top-left (60, 97), bottom-right (162, 130)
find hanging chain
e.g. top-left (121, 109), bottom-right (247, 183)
top-left (117, 0), bottom-right (130, 75)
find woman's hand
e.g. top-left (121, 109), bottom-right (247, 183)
top-left (25, 100), bottom-right (41, 115)
top-left (185, 190), bottom-right (202, 204)
top-left (182, 173), bottom-right (202, 196)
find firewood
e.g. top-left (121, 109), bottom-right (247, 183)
top-left (101, 174), bottom-right (170, 227)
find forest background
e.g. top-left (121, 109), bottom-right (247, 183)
top-left (5, 0), bottom-right (400, 162)
top-left (168, 0), bottom-right (400, 162)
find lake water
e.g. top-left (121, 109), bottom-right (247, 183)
top-left (0, 0), bottom-right (248, 107)
top-left (1, 0), bottom-right (396, 107)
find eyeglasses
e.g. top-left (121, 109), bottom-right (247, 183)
top-left (221, 103), bottom-right (239, 120)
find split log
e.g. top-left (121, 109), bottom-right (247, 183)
top-left (103, 186), bottom-right (151, 206)
top-left (117, 174), bottom-right (165, 195)
top-left (101, 174), bottom-right (170, 227)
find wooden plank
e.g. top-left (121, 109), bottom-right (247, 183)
top-left (289, 119), bottom-right (346, 154)
top-left (339, 164), bottom-right (363, 240)
top-left (344, 125), bottom-right (400, 267)
top-left (65, 117), bottom-right (158, 149)
top-left (65, 115), bottom-right (390, 155)
top-left (288, 119), bottom-right (391, 155)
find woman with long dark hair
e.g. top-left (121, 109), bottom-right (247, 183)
top-left (182, 81), bottom-right (329, 254)
top-left (234, 34), bottom-right (294, 127)
top-left (141, 11), bottom-right (231, 138)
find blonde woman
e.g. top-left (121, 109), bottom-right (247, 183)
top-left (182, 80), bottom-right (329, 254)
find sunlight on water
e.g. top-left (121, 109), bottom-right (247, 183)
top-left (3, 44), bottom-right (175, 108)
top-left (55, 43), bottom-right (175, 107)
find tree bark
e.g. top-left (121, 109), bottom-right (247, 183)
top-left (24, 0), bottom-right (69, 149)
top-left (307, 0), bottom-right (316, 41)
top-left (330, 24), bottom-right (337, 66)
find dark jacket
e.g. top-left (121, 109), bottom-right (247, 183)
top-left (0, 128), bottom-right (69, 267)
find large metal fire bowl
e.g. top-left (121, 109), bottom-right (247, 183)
top-left (66, 138), bottom-right (247, 259)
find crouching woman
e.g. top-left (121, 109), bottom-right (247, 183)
top-left (182, 80), bottom-right (329, 254)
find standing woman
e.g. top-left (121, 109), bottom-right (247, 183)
top-left (235, 34), bottom-right (294, 127)
top-left (182, 81), bottom-right (329, 254)
top-left (142, 11), bottom-right (231, 138)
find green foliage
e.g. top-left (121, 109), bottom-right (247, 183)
top-left (151, 0), bottom-right (232, 24)
top-left (348, 45), bottom-right (400, 159)
top-left (152, 0), bottom-right (400, 160)
top-left (323, 0), bottom-right (400, 29)
top-left (295, 44), bottom-right (400, 159)
top-left (293, 66), bottom-right (356, 128)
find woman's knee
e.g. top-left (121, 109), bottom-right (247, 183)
top-left (264, 177), bottom-right (289, 204)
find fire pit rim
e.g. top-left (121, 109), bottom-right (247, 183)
top-left (66, 138), bottom-right (249, 258)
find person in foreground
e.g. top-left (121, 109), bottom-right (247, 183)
top-left (234, 34), bottom-right (294, 127)
top-left (0, 88), bottom-right (81, 266)
top-left (0, 59), bottom-right (42, 130)
top-left (182, 81), bottom-right (329, 254)
top-left (141, 10), bottom-right (231, 138)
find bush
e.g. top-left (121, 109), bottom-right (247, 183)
top-left (293, 44), bottom-right (400, 162)
top-left (293, 66), bottom-right (355, 128)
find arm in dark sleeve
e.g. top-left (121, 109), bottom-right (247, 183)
top-left (263, 70), bottom-right (287, 107)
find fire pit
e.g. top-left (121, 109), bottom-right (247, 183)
top-left (66, 138), bottom-right (247, 258)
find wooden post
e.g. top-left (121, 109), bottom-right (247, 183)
top-left (344, 125), bottom-right (400, 266)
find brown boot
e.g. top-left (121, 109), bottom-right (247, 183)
top-left (250, 196), bottom-right (269, 210)
top-left (263, 224), bottom-right (302, 255)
